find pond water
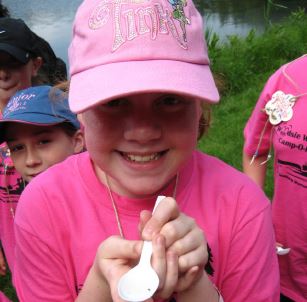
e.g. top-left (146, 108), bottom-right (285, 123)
top-left (196, 0), bottom-right (307, 42)
top-left (3, 0), bottom-right (306, 67)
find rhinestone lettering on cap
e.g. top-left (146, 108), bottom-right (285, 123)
top-left (88, 0), bottom-right (190, 52)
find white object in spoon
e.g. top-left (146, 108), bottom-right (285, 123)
top-left (118, 195), bottom-right (165, 302)
top-left (276, 246), bottom-right (291, 255)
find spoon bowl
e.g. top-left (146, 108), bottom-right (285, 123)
top-left (118, 241), bottom-right (160, 301)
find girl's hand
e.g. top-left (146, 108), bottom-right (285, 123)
top-left (94, 235), bottom-right (180, 301)
top-left (77, 236), bottom-right (144, 302)
top-left (140, 197), bottom-right (208, 292)
top-left (94, 236), bottom-right (144, 301)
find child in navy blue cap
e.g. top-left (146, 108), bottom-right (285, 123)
top-left (0, 85), bottom-right (84, 287)
top-left (0, 85), bottom-right (84, 183)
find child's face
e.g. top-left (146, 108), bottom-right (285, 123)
top-left (5, 123), bottom-right (82, 182)
top-left (80, 93), bottom-right (201, 198)
top-left (0, 52), bottom-right (41, 108)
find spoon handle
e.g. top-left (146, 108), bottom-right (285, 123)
top-left (139, 196), bottom-right (165, 266)
top-left (139, 241), bottom-right (153, 266)
top-left (152, 195), bottom-right (165, 213)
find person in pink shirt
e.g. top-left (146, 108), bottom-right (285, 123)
top-left (0, 84), bottom-right (83, 271)
top-left (0, 18), bottom-right (68, 300)
top-left (13, 0), bottom-right (280, 301)
top-left (0, 17), bottom-right (48, 301)
top-left (243, 54), bottom-right (307, 302)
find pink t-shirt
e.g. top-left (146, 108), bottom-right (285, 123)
top-left (13, 151), bottom-right (279, 301)
top-left (0, 142), bottom-right (23, 272)
top-left (244, 55), bottom-right (307, 301)
top-left (0, 291), bottom-right (11, 302)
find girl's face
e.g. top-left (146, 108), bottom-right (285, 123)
top-left (80, 93), bottom-right (201, 198)
top-left (0, 52), bottom-right (42, 110)
top-left (5, 123), bottom-right (84, 183)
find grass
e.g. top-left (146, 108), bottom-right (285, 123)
top-left (0, 260), bottom-right (17, 302)
top-left (1, 9), bottom-right (307, 301)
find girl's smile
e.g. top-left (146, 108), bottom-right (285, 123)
top-left (118, 150), bottom-right (167, 163)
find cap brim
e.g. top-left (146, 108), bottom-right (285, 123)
top-left (69, 60), bottom-right (220, 113)
top-left (0, 43), bottom-right (29, 64)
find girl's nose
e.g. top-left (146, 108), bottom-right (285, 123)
top-left (25, 150), bottom-right (42, 167)
top-left (0, 68), bottom-right (10, 81)
top-left (124, 112), bottom-right (162, 144)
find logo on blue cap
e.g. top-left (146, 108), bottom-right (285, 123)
top-left (1, 85), bottom-right (80, 129)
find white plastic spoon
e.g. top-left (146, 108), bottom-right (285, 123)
top-left (118, 195), bottom-right (165, 302)
top-left (276, 246), bottom-right (291, 255)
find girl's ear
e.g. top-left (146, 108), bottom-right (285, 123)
top-left (72, 130), bottom-right (85, 153)
top-left (31, 56), bottom-right (43, 77)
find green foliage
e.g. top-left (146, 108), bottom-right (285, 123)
top-left (209, 10), bottom-right (307, 96)
top-left (0, 268), bottom-right (18, 302)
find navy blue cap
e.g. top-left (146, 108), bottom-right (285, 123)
top-left (0, 85), bottom-right (80, 144)
top-left (0, 18), bottom-right (38, 64)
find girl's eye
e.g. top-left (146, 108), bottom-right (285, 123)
top-left (8, 144), bottom-right (24, 153)
top-left (103, 98), bottom-right (128, 108)
top-left (163, 96), bottom-right (179, 105)
top-left (157, 95), bottom-right (187, 108)
top-left (38, 140), bottom-right (51, 145)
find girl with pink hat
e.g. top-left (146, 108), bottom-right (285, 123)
top-left (13, 0), bottom-right (279, 301)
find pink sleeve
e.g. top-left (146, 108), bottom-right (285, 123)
top-left (243, 70), bottom-right (281, 157)
top-left (0, 291), bottom-right (11, 302)
top-left (219, 186), bottom-right (280, 301)
top-left (13, 226), bottom-right (76, 302)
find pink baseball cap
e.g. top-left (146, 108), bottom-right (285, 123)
top-left (69, 0), bottom-right (219, 113)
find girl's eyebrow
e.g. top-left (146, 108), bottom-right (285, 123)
top-left (5, 128), bottom-right (56, 143)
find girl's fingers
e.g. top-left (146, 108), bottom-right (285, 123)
top-left (99, 236), bottom-right (142, 260)
top-left (151, 234), bottom-right (179, 300)
top-left (164, 251), bottom-right (179, 298)
top-left (164, 220), bottom-right (203, 253)
top-left (159, 214), bottom-right (195, 248)
top-left (177, 245), bottom-right (208, 273)
top-left (96, 236), bottom-right (144, 283)
top-left (157, 251), bottom-right (179, 299)
top-left (151, 234), bottom-right (167, 287)
top-left (142, 197), bottom-right (180, 240)
top-left (168, 226), bottom-right (206, 255)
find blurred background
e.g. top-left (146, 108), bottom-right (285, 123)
top-left (2, 0), bottom-right (306, 66)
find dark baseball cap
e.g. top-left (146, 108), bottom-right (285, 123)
top-left (0, 18), bottom-right (38, 64)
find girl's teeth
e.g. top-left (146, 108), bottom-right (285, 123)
top-left (126, 153), bottom-right (160, 162)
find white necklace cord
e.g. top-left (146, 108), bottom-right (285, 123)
top-left (104, 173), bottom-right (124, 238)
